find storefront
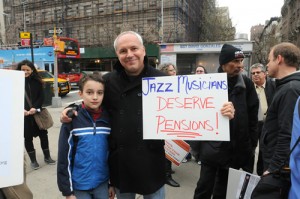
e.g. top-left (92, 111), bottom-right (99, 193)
top-left (159, 41), bottom-right (253, 75)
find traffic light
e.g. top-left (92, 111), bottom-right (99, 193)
top-left (54, 40), bottom-right (65, 52)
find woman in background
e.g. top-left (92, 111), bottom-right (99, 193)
top-left (157, 63), bottom-right (180, 188)
top-left (195, 65), bottom-right (207, 74)
top-left (17, 60), bottom-right (55, 170)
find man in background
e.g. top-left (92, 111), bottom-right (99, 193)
top-left (248, 63), bottom-right (275, 175)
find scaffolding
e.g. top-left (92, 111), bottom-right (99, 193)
top-left (3, 0), bottom-right (202, 47)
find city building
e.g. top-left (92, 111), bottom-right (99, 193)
top-left (250, 24), bottom-right (264, 41)
top-left (1, 0), bottom-right (202, 46)
top-left (1, 0), bottom-right (203, 71)
top-left (281, 0), bottom-right (300, 46)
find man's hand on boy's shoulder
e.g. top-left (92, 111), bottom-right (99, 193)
top-left (60, 104), bottom-right (79, 123)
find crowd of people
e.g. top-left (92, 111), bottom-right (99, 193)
top-left (59, 33), bottom-right (300, 199)
top-left (1, 30), bottom-right (300, 199)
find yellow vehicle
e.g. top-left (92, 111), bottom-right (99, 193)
top-left (38, 70), bottom-right (71, 96)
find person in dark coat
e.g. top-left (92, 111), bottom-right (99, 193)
top-left (16, 60), bottom-right (55, 170)
top-left (248, 63), bottom-right (275, 175)
top-left (251, 42), bottom-right (300, 199)
top-left (193, 44), bottom-right (259, 199)
top-left (104, 32), bottom-right (166, 198)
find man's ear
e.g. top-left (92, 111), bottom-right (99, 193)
top-left (222, 65), bottom-right (225, 71)
top-left (277, 54), bottom-right (283, 64)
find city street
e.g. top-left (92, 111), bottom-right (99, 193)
top-left (25, 94), bottom-right (200, 199)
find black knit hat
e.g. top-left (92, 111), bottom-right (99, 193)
top-left (219, 44), bottom-right (245, 66)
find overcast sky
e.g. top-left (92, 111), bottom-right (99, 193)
top-left (217, 0), bottom-right (284, 36)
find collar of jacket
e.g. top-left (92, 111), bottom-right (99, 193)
top-left (234, 74), bottom-right (246, 89)
top-left (275, 71), bottom-right (300, 88)
top-left (77, 104), bottom-right (110, 124)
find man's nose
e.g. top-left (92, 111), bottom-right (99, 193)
top-left (127, 50), bottom-right (134, 57)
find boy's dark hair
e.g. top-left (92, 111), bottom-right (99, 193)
top-left (78, 73), bottom-right (105, 91)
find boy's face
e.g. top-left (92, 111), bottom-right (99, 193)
top-left (79, 80), bottom-right (104, 111)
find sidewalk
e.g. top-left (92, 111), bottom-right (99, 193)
top-left (26, 106), bottom-right (200, 199)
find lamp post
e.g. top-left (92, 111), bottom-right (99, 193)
top-left (160, 0), bottom-right (164, 43)
top-left (52, 27), bottom-right (65, 108)
top-left (0, 12), bottom-right (9, 44)
top-left (1, 0), bottom-right (10, 44)
top-left (21, 0), bottom-right (27, 31)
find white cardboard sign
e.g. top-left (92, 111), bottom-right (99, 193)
top-left (226, 168), bottom-right (260, 199)
top-left (142, 73), bottom-right (229, 141)
top-left (0, 69), bottom-right (24, 188)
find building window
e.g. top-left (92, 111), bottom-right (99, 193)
top-left (84, 5), bottom-right (92, 16)
top-left (114, 1), bottom-right (123, 13)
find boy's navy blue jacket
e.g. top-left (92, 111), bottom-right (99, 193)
top-left (57, 105), bottom-right (111, 196)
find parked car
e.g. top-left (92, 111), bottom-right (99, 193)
top-left (38, 70), bottom-right (71, 96)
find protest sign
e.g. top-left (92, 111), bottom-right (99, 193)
top-left (165, 140), bottom-right (190, 166)
top-left (142, 73), bottom-right (229, 140)
top-left (0, 69), bottom-right (24, 188)
top-left (226, 168), bottom-right (260, 199)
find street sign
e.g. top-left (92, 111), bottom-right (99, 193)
top-left (20, 32), bottom-right (31, 39)
top-left (49, 28), bottom-right (63, 34)
top-left (21, 38), bottom-right (31, 46)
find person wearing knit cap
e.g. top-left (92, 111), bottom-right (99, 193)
top-left (193, 44), bottom-right (259, 199)
top-left (218, 43), bottom-right (245, 75)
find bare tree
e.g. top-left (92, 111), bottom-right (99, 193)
top-left (252, 22), bottom-right (280, 65)
top-left (143, 24), bottom-right (159, 44)
top-left (5, 22), bottom-right (23, 45)
top-left (198, 0), bottom-right (235, 42)
top-left (164, 21), bottom-right (186, 43)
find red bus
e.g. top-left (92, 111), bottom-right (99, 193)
top-left (57, 37), bottom-right (82, 86)
top-left (57, 37), bottom-right (80, 59)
